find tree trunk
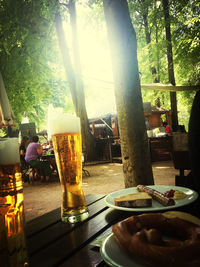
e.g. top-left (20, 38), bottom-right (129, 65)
top-left (55, 11), bottom-right (95, 161)
top-left (141, 2), bottom-right (159, 83)
top-left (162, 0), bottom-right (178, 131)
top-left (67, 1), bottom-right (96, 160)
top-left (103, 0), bottom-right (154, 187)
top-left (155, 23), bottom-right (160, 83)
top-left (188, 90), bottom-right (200, 194)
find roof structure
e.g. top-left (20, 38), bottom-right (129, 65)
top-left (89, 104), bottom-right (171, 123)
top-left (141, 83), bottom-right (200, 92)
top-left (150, 105), bottom-right (171, 113)
top-left (89, 113), bottom-right (116, 123)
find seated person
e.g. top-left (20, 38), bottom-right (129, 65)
top-left (47, 140), bottom-right (57, 173)
top-left (47, 140), bottom-right (54, 155)
top-left (19, 136), bottom-right (29, 169)
top-left (25, 135), bottom-right (52, 182)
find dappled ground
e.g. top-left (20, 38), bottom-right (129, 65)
top-left (23, 161), bottom-right (182, 222)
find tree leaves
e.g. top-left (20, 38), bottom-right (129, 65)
top-left (0, 0), bottom-right (70, 129)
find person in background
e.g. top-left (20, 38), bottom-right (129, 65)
top-left (177, 125), bottom-right (186, 132)
top-left (25, 135), bottom-right (52, 182)
top-left (163, 121), bottom-right (172, 135)
top-left (47, 140), bottom-right (57, 174)
top-left (145, 118), bottom-right (151, 130)
top-left (19, 136), bottom-right (29, 168)
top-left (47, 140), bottom-right (54, 155)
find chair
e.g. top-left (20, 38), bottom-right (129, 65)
top-left (170, 133), bottom-right (192, 186)
top-left (28, 165), bottom-right (40, 183)
top-left (20, 160), bottom-right (30, 183)
top-left (20, 158), bottom-right (40, 183)
top-left (20, 160), bottom-right (35, 183)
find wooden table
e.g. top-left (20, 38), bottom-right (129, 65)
top-left (25, 193), bottom-right (200, 267)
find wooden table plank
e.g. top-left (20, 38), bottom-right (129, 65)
top-left (59, 228), bottom-right (112, 267)
top-left (27, 196), bottom-right (107, 256)
top-left (59, 200), bottom-right (200, 267)
top-left (27, 194), bottom-right (200, 267)
top-left (25, 194), bottom-right (105, 237)
top-left (28, 208), bottom-right (131, 267)
top-left (59, 243), bottom-right (105, 267)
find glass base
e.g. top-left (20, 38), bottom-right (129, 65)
top-left (61, 209), bottom-right (89, 224)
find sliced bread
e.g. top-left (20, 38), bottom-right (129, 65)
top-left (114, 192), bottom-right (152, 208)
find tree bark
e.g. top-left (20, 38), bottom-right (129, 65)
top-left (162, 0), bottom-right (178, 131)
top-left (140, 1), bottom-right (159, 83)
top-left (67, 1), bottom-right (96, 160)
top-left (55, 11), bottom-right (95, 160)
top-left (103, 0), bottom-right (154, 187)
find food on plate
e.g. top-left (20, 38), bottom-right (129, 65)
top-left (137, 185), bottom-right (175, 206)
top-left (112, 213), bottom-right (200, 267)
top-left (164, 189), bottom-right (187, 200)
top-left (114, 192), bottom-right (152, 207)
top-left (164, 189), bottom-right (175, 198)
top-left (163, 211), bottom-right (200, 225)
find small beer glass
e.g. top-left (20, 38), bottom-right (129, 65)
top-left (49, 114), bottom-right (89, 223)
top-left (0, 138), bottom-right (28, 266)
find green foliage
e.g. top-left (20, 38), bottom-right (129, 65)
top-left (0, 0), bottom-right (71, 129)
top-left (172, 0), bottom-right (200, 84)
top-left (142, 89), bottom-right (171, 109)
top-left (1, 0), bottom-right (200, 132)
top-left (176, 90), bottom-right (196, 130)
top-left (128, 0), bottom-right (200, 130)
top-left (78, 0), bottom-right (199, 130)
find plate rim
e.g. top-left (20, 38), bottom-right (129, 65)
top-left (100, 233), bottom-right (122, 267)
top-left (105, 185), bottom-right (199, 212)
top-left (100, 233), bottom-right (145, 267)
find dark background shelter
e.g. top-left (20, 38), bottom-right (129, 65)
top-left (19, 123), bottom-right (36, 140)
top-left (145, 105), bottom-right (172, 129)
top-left (89, 103), bottom-right (172, 138)
top-left (89, 113), bottom-right (117, 138)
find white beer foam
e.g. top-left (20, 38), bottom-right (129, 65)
top-left (0, 138), bottom-right (20, 165)
top-left (49, 114), bottom-right (81, 136)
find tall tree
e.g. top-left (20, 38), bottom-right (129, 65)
top-left (103, 0), bottom-right (154, 187)
top-left (55, 8), bottom-right (95, 160)
top-left (172, 0), bottom-right (200, 85)
top-left (162, 0), bottom-right (178, 131)
top-left (0, 0), bottom-right (62, 128)
top-left (128, 0), bottom-right (169, 108)
top-left (129, 0), bottom-right (159, 83)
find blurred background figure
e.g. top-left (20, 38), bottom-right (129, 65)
top-left (163, 121), bottom-right (172, 135)
top-left (19, 136), bottom-right (29, 169)
top-left (145, 118), bottom-right (151, 130)
top-left (177, 125), bottom-right (186, 132)
top-left (25, 135), bottom-right (51, 182)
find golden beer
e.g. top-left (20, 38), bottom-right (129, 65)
top-left (0, 138), bottom-right (28, 266)
top-left (0, 163), bottom-right (23, 195)
top-left (49, 114), bottom-right (89, 223)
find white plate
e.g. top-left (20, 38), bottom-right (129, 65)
top-left (105, 185), bottom-right (198, 212)
top-left (100, 233), bottom-right (145, 267)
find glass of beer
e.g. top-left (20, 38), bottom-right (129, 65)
top-left (0, 138), bottom-right (28, 266)
top-left (49, 114), bottom-right (89, 223)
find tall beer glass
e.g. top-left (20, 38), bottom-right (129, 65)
top-left (49, 114), bottom-right (89, 223)
top-left (0, 138), bottom-right (28, 266)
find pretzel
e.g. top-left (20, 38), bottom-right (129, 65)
top-left (112, 213), bottom-right (200, 266)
